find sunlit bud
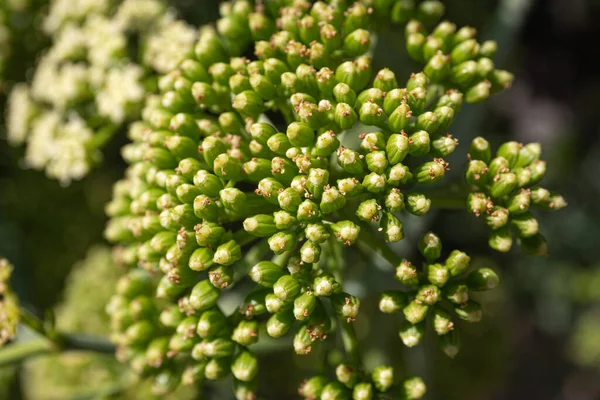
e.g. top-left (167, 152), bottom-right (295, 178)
top-left (489, 226), bottom-right (513, 252)
top-left (399, 320), bottom-right (425, 347)
top-left (403, 300), bottom-right (429, 324)
top-left (395, 260), bottom-right (419, 287)
top-left (379, 291), bottom-right (408, 314)
top-left (232, 320), bottom-right (259, 346)
top-left (406, 193), bottom-right (431, 216)
top-left (427, 263), bottom-right (449, 287)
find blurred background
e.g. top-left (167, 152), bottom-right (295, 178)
top-left (0, 0), bottom-right (599, 399)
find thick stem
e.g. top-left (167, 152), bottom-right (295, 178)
top-left (340, 320), bottom-right (361, 368)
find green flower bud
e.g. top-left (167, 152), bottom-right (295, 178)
top-left (360, 131), bottom-right (386, 153)
top-left (194, 170), bottom-right (224, 198)
top-left (372, 366), bottom-right (394, 392)
top-left (249, 260), bottom-right (285, 287)
top-left (265, 293), bottom-right (291, 314)
top-left (467, 136), bottom-right (492, 163)
top-left (146, 337), bottom-right (169, 367)
top-left (266, 309), bottom-right (294, 338)
top-left (357, 88), bottom-right (385, 108)
top-left (159, 304), bottom-right (184, 328)
top-left (320, 187), bottom-right (347, 214)
top-left (244, 214), bottom-right (279, 237)
top-left (189, 247), bottom-right (215, 271)
top-left (517, 233), bottom-right (549, 256)
top-left (467, 192), bottom-right (490, 216)
top-left (465, 80), bottom-right (491, 103)
top-left (278, 188), bottom-right (303, 213)
top-left (300, 240), bottom-right (322, 264)
top-left (232, 320), bottom-right (259, 346)
top-left (451, 38), bottom-right (479, 65)
top-left (299, 376), bottom-right (329, 399)
top-left (506, 189), bottom-right (531, 215)
top-left (477, 57), bottom-right (495, 80)
top-left (320, 381), bottom-right (350, 400)
top-left (489, 69), bottom-right (514, 93)
top-left (511, 213), bottom-right (539, 238)
top-left (195, 221), bottom-right (226, 247)
top-left (344, 29), bottom-right (371, 57)
top-left (359, 102), bottom-right (386, 127)
top-left (480, 40), bottom-right (498, 58)
top-left (214, 153), bottom-right (244, 181)
top-left (194, 338), bottom-right (236, 359)
top-left (124, 320), bottom-right (155, 346)
top-left (530, 187), bottom-right (551, 206)
top-left (315, 130), bottom-right (341, 157)
top-left (213, 240), bottom-right (242, 266)
top-left (404, 300), bottom-right (429, 324)
top-left (231, 351), bottom-right (259, 382)
top-left (336, 148), bottom-right (364, 175)
top-left (331, 293), bottom-right (360, 321)
top-left (268, 231), bottom-right (297, 255)
top-left (190, 280), bottom-right (221, 311)
top-left (366, 151), bottom-right (389, 174)
top-left (335, 103), bottom-right (359, 130)
top-left (396, 259), bottom-right (419, 287)
top-left (406, 193), bottom-right (431, 216)
top-left (294, 325), bottom-right (314, 355)
top-left (406, 32), bottom-right (426, 63)
top-left (468, 267), bottom-right (500, 291)
top-left (271, 210), bottom-right (295, 230)
top-left (439, 330), bottom-right (461, 359)
top-left (204, 357), bottom-right (231, 381)
top-left (423, 35), bottom-right (445, 60)
top-left (287, 122), bottom-right (315, 148)
top-left (414, 159), bottom-right (448, 184)
top-left (427, 263), bottom-right (449, 287)
top-left (381, 212), bottom-right (405, 243)
top-left (243, 157), bottom-right (273, 182)
top-left (490, 173), bottom-right (518, 198)
top-left (409, 130), bottom-right (430, 156)
top-left (379, 291), bottom-right (408, 314)
top-left (330, 220), bottom-right (361, 245)
top-left (229, 74), bottom-right (252, 95)
top-left (314, 273), bottom-right (341, 296)
top-left (145, 147), bottom-right (177, 170)
top-left (362, 172), bottom-right (387, 193)
top-left (335, 363), bottom-right (358, 388)
top-left (232, 90), bottom-right (266, 119)
top-left (455, 301), bottom-right (483, 322)
top-left (209, 264), bottom-right (234, 289)
top-left (273, 275), bottom-right (301, 301)
top-left (485, 207), bottom-right (509, 230)
top-left (497, 141), bottom-right (521, 167)
top-left (489, 225), bottom-right (513, 252)
top-left (514, 142), bottom-right (541, 168)
top-left (399, 320), bottom-right (425, 347)
top-left (305, 168), bottom-right (329, 200)
top-left (416, 284), bottom-right (442, 305)
top-left (444, 283), bottom-right (469, 304)
top-left (387, 163), bottom-right (413, 186)
top-left (192, 195), bottom-right (219, 221)
top-left (432, 307), bottom-right (454, 335)
top-left (294, 291), bottom-right (318, 320)
top-left (424, 52), bottom-right (450, 82)
top-left (116, 270), bottom-right (153, 299)
top-left (465, 159), bottom-right (490, 186)
top-left (356, 199), bottom-right (380, 222)
top-left (305, 223), bottom-right (331, 244)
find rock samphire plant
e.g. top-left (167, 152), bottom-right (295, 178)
top-left (2, 0), bottom-right (567, 399)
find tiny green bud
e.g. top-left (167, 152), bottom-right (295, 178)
top-left (335, 103), bottom-right (359, 130)
top-left (330, 221), bottom-right (361, 245)
top-left (232, 90), bottom-right (266, 119)
top-left (372, 366), bottom-right (394, 392)
top-left (356, 199), bottom-right (380, 222)
top-left (299, 376), bottom-right (328, 399)
top-left (424, 52), bottom-right (450, 82)
top-left (455, 301), bottom-right (483, 322)
top-left (465, 80), bottom-right (491, 103)
top-left (366, 151), bottom-right (389, 174)
top-left (396, 260), bottom-right (419, 287)
top-left (511, 213), bottom-right (539, 238)
top-left (305, 223), bottom-right (331, 244)
top-left (249, 261), bottom-right (285, 287)
top-left (265, 308), bottom-right (294, 338)
top-left (273, 275), bottom-right (301, 301)
top-left (409, 130), bottom-right (431, 156)
top-left (320, 187), bottom-right (347, 214)
top-left (439, 330), bottom-right (461, 359)
top-left (432, 307), bottom-right (454, 335)
top-left (294, 292), bottom-right (318, 320)
top-left (490, 173), bottom-right (518, 198)
top-left (489, 226), bottom-right (513, 252)
top-left (399, 320), bottom-right (425, 347)
top-left (190, 280), bottom-right (221, 311)
top-left (406, 193), bottom-right (431, 216)
top-left (232, 320), bottom-right (259, 346)
top-left (403, 300), bottom-right (429, 324)
top-left (444, 283), bottom-right (469, 304)
top-left (337, 147), bottom-right (365, 174)
top-left (300, 240), bottom-right (322, 264)
top-left (416, 284), bottom-right (442, 305)
top-left (268, 231), bottom-right (297, 255)
top-left (331, 293), bottom-right (360, 321)
top-left (381, 212), bottom-right (405, 243)
top-left (379, 291), bottom-right (408, 314)
top-left (189, 247), bottom-right (215, 271)
top-left (231, 351), bottom-right (259, 382)
top-left (344, 29), bottom-right (371, 57)
top-left (465, 159), bottom-right (490, 186)
top-left (468, 268), bottom-right (500, 291)
top-left (486, 207), bottom-right (509, 230)
top-left (213, 240), bottom-right (242, 266)
top-left (427, 263), bottom-right (449, 287)
top-left (314, 273), bottom-right (341, 297)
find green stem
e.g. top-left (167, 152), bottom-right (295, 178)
top-left (0, 339), bottom-right (54, 366)
top-left (428, 194), bottom-right (467, 209)
top-left (340, 320), bottom-right (361, 368)
top-left (86, 123), bottom-right (119, 150)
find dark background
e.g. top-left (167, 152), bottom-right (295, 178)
top-left (1, 0), bottom-right (599, 399)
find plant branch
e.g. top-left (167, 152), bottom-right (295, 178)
top-left (339, 320), bottom-right (361, 369)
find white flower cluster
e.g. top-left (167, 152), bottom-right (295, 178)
top-left (6, 0), bottom-right (197, 184)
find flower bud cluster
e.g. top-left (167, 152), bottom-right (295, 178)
top-left (381, 232), bottom-right (499, 358)
top-left (299, 366), bottom-right (426, 400)
top-left (5, 0), bottom-right (196, 184)
top-left (0, 258), bottom-right (19, 346)
top-left (465, 137), bottom-right (567, 254)
top-left (104, 0), bottom-right (520, 396)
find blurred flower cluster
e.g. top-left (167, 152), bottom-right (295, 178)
top-left (5, 0), bottom-right (196, 184)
